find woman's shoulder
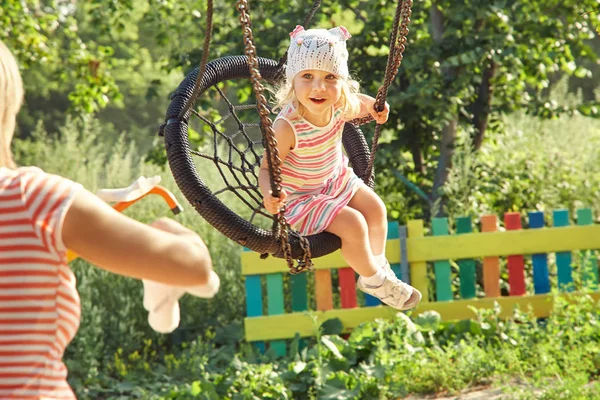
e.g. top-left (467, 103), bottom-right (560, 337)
top-left (1, 166), bottom-right (80, 199)
top-left (2, 166), bottom-right (66, 185)
top-left (0, 166), bottom-right (43, 184)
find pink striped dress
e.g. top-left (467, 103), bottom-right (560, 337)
top-left (277, 102), bottom-right (364, 235)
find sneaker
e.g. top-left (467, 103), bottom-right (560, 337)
top-left (369, 261), bottom-right (422, 310)
top-left (357, 272), bottom-right (414, 310)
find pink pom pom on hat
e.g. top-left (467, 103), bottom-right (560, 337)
top-left (286, 25), bottom-right (352, 82)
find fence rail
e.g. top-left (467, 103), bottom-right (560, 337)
top-left (243, 209), bottom-right (600, 354)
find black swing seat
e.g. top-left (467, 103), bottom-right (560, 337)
top-left (162, 55), bottom-right (373, 259)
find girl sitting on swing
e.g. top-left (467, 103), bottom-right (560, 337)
top-left (259, 25), bottom-right (421, 310)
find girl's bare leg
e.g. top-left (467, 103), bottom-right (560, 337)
top-left (347, 185), bottom-right (387, 256)
top-left (324, 206), bottom-right (379, 277)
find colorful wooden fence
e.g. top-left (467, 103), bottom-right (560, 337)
top-left (242, 209), bottom-right (600, 356)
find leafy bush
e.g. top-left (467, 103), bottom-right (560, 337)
top-left (70, 293), bottom-right (600, 400)
top-left (444, 81), bottom-right (600, 219)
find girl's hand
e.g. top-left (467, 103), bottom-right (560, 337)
top-left (370, 101), bottom-right (390, 125)
top-left (263, 189), bottom-right (287, 214)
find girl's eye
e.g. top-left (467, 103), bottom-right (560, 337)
top-left (326, 74), bottom-right (337, 80)
top-left (302, 73), bottom-right (313, 79)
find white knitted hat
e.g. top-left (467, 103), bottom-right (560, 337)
top-left (286, 25), bottom-right (351, 82)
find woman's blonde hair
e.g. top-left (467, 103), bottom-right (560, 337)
top-left (0, 40), bottom-right (24, 169)
top-left (272, 74), bottom-right (362, 120)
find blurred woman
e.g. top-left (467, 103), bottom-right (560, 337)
top-left (0, 39), bottom-right (217, 399)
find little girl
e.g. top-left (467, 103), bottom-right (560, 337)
top-left (259, 26), bottom-right (421, 310)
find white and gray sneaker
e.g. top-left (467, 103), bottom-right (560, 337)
top-left (382, 261), bottom-right (422, 310)
top-left (358, 261), bottom-right (422, 310)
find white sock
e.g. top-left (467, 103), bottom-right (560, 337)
top-left (374, 253), bottom-right (387, 268)
top-left (360, 267), bottom-right (386, 288)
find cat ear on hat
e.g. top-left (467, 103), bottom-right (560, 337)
top-left (290, 25), bottom-right (305, 38)
top-left (328, 26), bottom-right (352, 41)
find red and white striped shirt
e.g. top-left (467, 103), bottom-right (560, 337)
top-left (0, 167), bottom-right (82, 399)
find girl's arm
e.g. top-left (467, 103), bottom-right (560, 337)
top-left (351, 94), bottom-right (390, 124)
top-left (258, 119), bottom-right (295, 213)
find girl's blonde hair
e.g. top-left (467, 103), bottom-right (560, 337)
top-left (272, 74), bottom-right (362, 120)
top-left (0, 40), bottom-right (24, 169)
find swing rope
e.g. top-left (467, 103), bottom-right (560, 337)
top-left (352, 0), bottom-right (413, 182)
top-left (178, 0), bottom-right (214, 120)
top-left (236, 0), bottom-right (313, 274)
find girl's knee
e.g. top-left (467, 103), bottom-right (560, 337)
top-left (365, 195), bottom-right (387, 225)
top-left (375, 196), bottom-right (387, 219)
top-left (331, 208), bottom-right (368, 238)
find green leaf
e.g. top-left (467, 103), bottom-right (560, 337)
top-left (320, 318), bottom-right (344, 335)
top-left (190, 381), bottom-right (201, 396)
top-left (318, 377), bottom-right (360, 400)
top-left (414, 310), bottom-right (442, 331)
top-left (321, 336), bottom-right (343, 359)
top-left (292, 361), bottom-right (306, 374)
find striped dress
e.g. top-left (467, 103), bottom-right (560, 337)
top-left (0, 167), bottom-right (82, 399)
top-left (277, 102), bottom-right (364, 235)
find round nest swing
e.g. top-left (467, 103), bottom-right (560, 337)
top-left (160, 0), bottom-right (412, 273)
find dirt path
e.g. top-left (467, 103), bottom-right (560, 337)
top-left (404, 380), bottom-right (597, 399)
top-left (405, 386), bottom-right (510, 400)
top-left (405, 385), bottom-right (511, 400)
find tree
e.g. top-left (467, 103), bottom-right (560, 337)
top-left (341, 0), bottom-right (600, 217)
top-left (5, 0), bottom-right (599, 220)
top-left (1, 0), bottom-right (122, 117)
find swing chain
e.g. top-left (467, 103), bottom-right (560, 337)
top-left (350, 0), bottom-right (412, 126)
top-left (375, 0), bottom-right (412, 112)
top-left (276, 0), bottom-right (323, 77)
top-left (292, 228), bottom-right (314, 274)
top-left (352, 0), bottom-right (413, 183)
top-left (178, 0), bottom-right (214, 120)
top-left (236, 0), bottom-right (313, 274)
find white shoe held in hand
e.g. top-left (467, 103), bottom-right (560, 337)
top-left (143, 279), bottom-right (185, 334)
top-left (142, 272), bottom-right (221, 334)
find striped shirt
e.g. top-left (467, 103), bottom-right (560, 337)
top-left (0, 167), bottom-right (82, 399)
top-left (277, 102), bottom-right (363, 235)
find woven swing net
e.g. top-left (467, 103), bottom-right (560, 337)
top-left (162, 0), bottom-right (412, 274)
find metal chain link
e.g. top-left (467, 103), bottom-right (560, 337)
top-left (178, 0), bottom-right (214, 120)
top-left (275, 0), bottom-right (323, 75)
top-left (362, 0), bottom-right (413, 182)
top-left (350, 0), bottom-right (412, 127)
top-left (348, 0), bottom-right (413, 183)
top-left (234, 0), bottom-right (412, 272)
top-left (236, 0), bottom-right (313, 274)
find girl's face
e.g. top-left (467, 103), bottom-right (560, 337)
top-left (292, 69), bottom-right (343, 124)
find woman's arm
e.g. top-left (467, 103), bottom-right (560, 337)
top-left (62, 189), bottom-right (213, 287)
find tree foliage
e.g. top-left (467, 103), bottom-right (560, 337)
top-left (4, 0), bottom-right (600, 218)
